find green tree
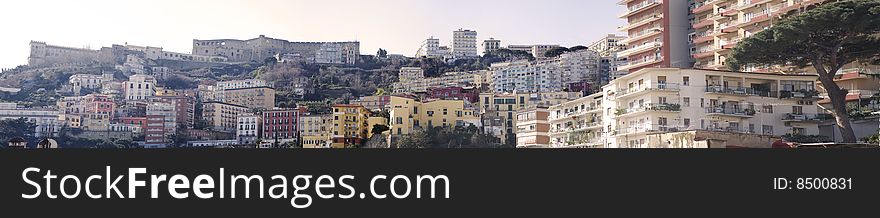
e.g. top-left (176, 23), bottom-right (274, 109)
top-left (544, 47), bottom-right (571, 58)
top-left (371, 124), bottom-right (390, 136)
top-left (569, 45), bottom-right (589, 52)
top-left (377, 48), bottom-right (388, 58)
top-left (0, 118), bottom-right (36, 147)
top-left (727, 0), bottom-right (880, 143)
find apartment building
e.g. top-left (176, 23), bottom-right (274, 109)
top-left (202, 101), bottom-right (250, 133)
top-left (350, 95), bottom-right (392, 112)
top-left (602, 68), bottom-right (821, 148)
top-left (123, 74), bottom-right (157, 101)
top-left (146, 101), bottom-right (178, 136)
top-left (452, 29), bottom-right (478, 59)
top-left (547, 92), bottom-right (606, 148)
top-left (515, 107), bottom-right (552, 148)
top-left (690, 0), bottom-right (832, 69)
top-left (331, 105), bottom-right (371, 148)
top-left (261, 108), bottom-right (300, 147)
top-left (0, 103), bottom-right (62, 138)
top-left (478, 92), bottom-right (531, 144)
top-left (393, 67), bottom-right (487, 94)
top-left (483, 38), bottom-right (502, 55)
top-left (491, 50), bottom-right (603, 94)
top-left (299, 114), bottom-right (332, 148)
top-left (589, 34), bottom-right (630, 82)
top-left (617, 0), bottom-right (694, 73)
top-left (236, 114), bottom-right (262, 145)
top-left (68, 73), bottom-right (113, 94)
top-left (220, 86), bottom-right (276, 109)
top-left (388, 96), bottom-right (481, 136)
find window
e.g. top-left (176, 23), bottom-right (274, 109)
top-left (683, 97), bottom-right (691, 107)
top-left (684, 118), bottom-right (691, 127)
top-left (792, 106), bottom-right (803, 115)
top-left (763, 125), bottom-right (773, 135)
top-left (683, 76), bottom-right (690, 86)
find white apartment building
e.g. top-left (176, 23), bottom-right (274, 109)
top-left (601, 68), bottom-right (821, 148)
top-left (548, 92), bottom-right (606, 148)
top-left (483, 38), bottom-right (502, 55)
top-left (0, 103), bottom-right (62, 138)
top-left (216, 79), bottom-right (269, 90)
top-left (490, 50), bottom-right (602, 94)
top-left (69, 73), bottom-right (113, 94)
top-left (123, 74), bottom-right (157, 101)
top-left (491, 60), bottom-right (562, 93)
top-left (236, 114), bottom-right (262, 145)
top-left (452, 29), bottom-right (478, 59)
top-left (617, 0), bottom-right (693, 73)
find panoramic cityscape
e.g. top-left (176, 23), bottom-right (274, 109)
top-left (1, 0), bottom-right (879, 148)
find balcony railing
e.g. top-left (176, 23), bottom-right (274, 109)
top-left (615, 83), bottom-right (680, 98)
top-left (705, 86), bottom-right (780, 97)
top-left (619, 41), bottom-right (663, 57)
top-left (780, 90), bottom-right (820, 99)
top-left (613, 124), bottom-right (683, 136)
top-left (616, 103), bottom-right (682, 116)
top-left (705, 107), bottom-right (757, 116)
top-left (783, 113), bottom-right (833, 122)
top-left (620, 0), bottom-right (661, 18)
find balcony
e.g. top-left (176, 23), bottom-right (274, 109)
top-left (705, 107), bottom-right (756, 117)
top-left (619, 14), bottom-right (663, 32)
top-left (692, 1), bottom-right (716, 14)
top-left (617, 57), bottom-right (663, 71)
top-left (621, 27), bottom-right (663, 44)
top-left (619, 0), bottom-right (662, 18)
top-left (693, 33), bottom-right (716, 44)
top-left (615, 83), bottom-right (680, 99)
top-left (618, 41), bottom-right (663, 57)
top-left (693, 18), bottom-right (715, 29)
top-left (692, 48), bottom-right (716, 59)
top-left (780, 90), bottom-right (820, 99)
top-left (783, 113), bottom-right (833, 122)
top-left (615, 103), bottom-right (682, 117)
top-left (705, 86), bottom-right (754, 96)
top-left (613, 124), bottom-right (682, 136)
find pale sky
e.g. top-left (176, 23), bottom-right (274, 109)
top-left (0, 0), bottom-right (625, 69)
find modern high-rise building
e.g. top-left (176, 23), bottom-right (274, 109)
top-left (483, 38), bottom-right (502, 55)
top-left (617, 0), bottom-right (694, 73)
top-left (452, 29), bottom-right (478, 59)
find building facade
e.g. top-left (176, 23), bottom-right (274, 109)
top-left (452, 29), bottom-right (478, 59)
top-left (601, 68), bottom-right (822, 148)
top-left (202, 102), bottom-right (250, 133)
top-left (261, 108), bottom-right (300, 147)
top-left (236, 114), bottom-right (262, 145)
top-left (515, 107), bottom-right (551, 148)
top-left (483, 38), bottom-right (502, 55)
top-left (617, 0), bottom-right (694, 73)
top-left (331, 105), bottom-right (370, 148)
top-left (123, 74), bottom-right (157, 101)
top-left (388, 96), bottom-right (481, 137)
top-left (299, 114), bottom-right (332, 148)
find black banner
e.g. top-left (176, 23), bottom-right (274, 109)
top-left (0, 149), bottom-right (876, 216)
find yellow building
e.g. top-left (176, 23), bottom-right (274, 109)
top-left (478, 92), bottom-right (531, 144)
top-left (299, 114), bottom-right (332, 148)
top-left (221, 86), bottom-right (276, 109)
top-left (388, 96), bottom-right (481, 136)
top-left (331, 105), bottom-right (371, 148)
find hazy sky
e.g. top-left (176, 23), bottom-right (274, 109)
top-left (0, 0), bottom-right (625, 69)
